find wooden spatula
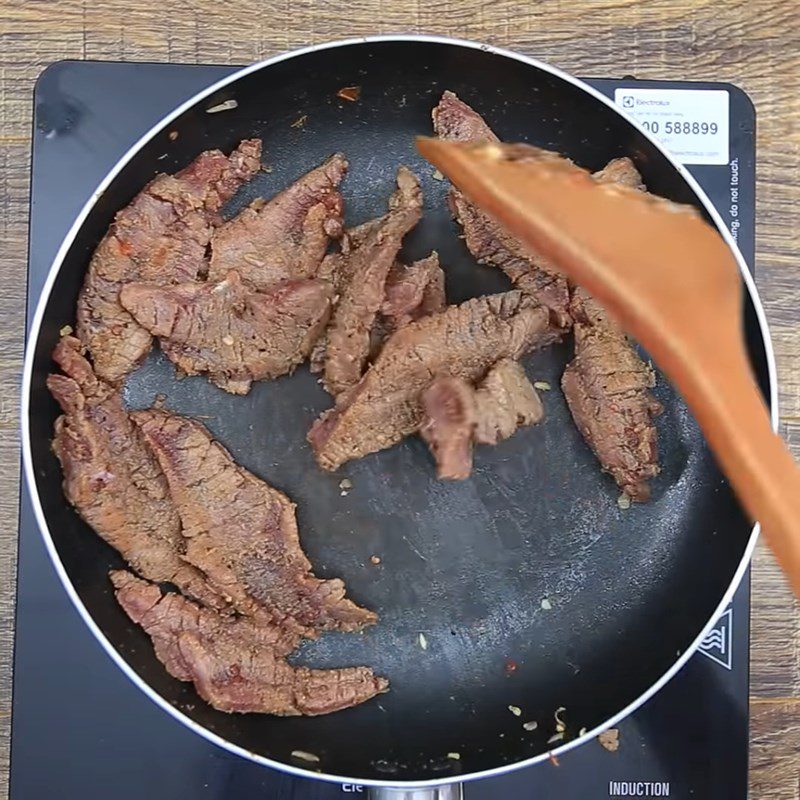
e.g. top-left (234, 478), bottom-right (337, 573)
top-left (417, 137), bottom-right (800, 598)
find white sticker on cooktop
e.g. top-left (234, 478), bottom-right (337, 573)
top-left (614, 88), bottom-right (729, 165)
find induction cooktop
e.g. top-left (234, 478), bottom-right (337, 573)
top-left (13, 60), bottom-right (756, 799)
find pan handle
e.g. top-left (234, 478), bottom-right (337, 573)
top-left (368, 784), bottom-right (463, 800)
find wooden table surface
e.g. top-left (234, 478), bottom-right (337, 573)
top-left (1, 0), bottom-right (798, 796)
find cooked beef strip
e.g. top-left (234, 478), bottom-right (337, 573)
top-left (314, 218), bottom-right (383, 297)
top-left (432, 90), bottom-right (499, 143)
top-left (473, 358), bottom-right (544, 445)
top-left (77, 140), bottom-right (262, 383)
top-left (382, 252), bottom-right (446, 328)
top-left (420, 360), bottom-right (543, 479)
top-left (112, 571), bottom-right (387, 716)
top-left (308, 291), bottom-right (557, 471)
top-left (561, 288), bottom-right (663, 501)
top-left (365, 253), bottom-right (447, 363)
top-left (420, 377), bottom-right (476, 480)
top-left (432, 92), bottom-right (572, 328)
top-left (133, 409), bottom-right (377, 636)
top-left (323, 167), bottom-right (423, 397)
top-left (47, 337), bottom-right (224, 609)
top-left (209, 154), bottom-right (347, 291)
top-left (433, 93), bottom-right (647, 326)
top-left (593, 157), bottom-right (646, 190)
top-left (311, 228), bottom-right (440, 375)
top-left (561, 157), bottom-right (661, 501)
top-left (120, 271), bottom-right (332, 395)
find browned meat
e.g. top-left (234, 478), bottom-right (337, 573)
top-left (382, 252), bottom-right (446, 328)
top-left (432, 90), bottom-right (499, 144)
top-left (420, 377), bottom-right (476, 480)
top-left (433, 92), bottom-right (572, 328)
top-left (308, 291), bottom-right (556, 471)
top-left (420, 360), bottom-right (543, 479)
top-left (323, 167), bottom-right (423, 397)
top-left (209, 154), bottom-right (347, 290)
top-left (593, 157), bottom-right (645, 190)
top-left (310, 232), bottom-right (360, 370)
top-left (77, 140), bottom-right (262, 383)
top-left (562, 157), bottom-right (660, 501)
top-left (133, 409), bottom-right (377, 637)
top-left (47, 337), bottom-right (224, 609)
top-left (447, 194), bottom-right (573, 322)
top-left (120, 271), bottom-right (331, 395)
top-left (314, 219), bottom-right (383, 297)
top-left (364, 253), bottom-right (446, 363)
top-left (473, 358), bottom-right (544, 445)
top-left (112, 571), bottom-right (388, 716)
top-left (311, 237), bottom-right (440, 376)
top-left (561, 289), bottom-right (663, 501)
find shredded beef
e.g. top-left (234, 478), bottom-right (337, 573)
top-left (133, 409), bottom-right (377, 636)
top-left (47, 336), bottom-right (224, 609)
top-left (112, 571), bottom-right (387, 716)
top-left (308, 291), bottom-right (557, 471)
top-left (77, 140), bottom-right (262, 383)
top-left (209, 154), bottom-right (347, 290)
top-left (120, 271), bottom-right (331, 395)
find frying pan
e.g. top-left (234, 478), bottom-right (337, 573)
top-left (22, 36), bottom-right (775, 798)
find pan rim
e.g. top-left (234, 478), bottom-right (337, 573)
top-left (20, 34), bottom-right (777, 788)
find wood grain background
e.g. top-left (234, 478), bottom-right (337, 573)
top-left (1, 0), bottom-right (798, 796)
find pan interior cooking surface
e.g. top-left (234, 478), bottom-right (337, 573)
top-left (27, 40), bottom-right (769, 782)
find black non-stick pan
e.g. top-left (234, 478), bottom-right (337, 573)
top-left (22, 36), bottom-right (774, 797)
